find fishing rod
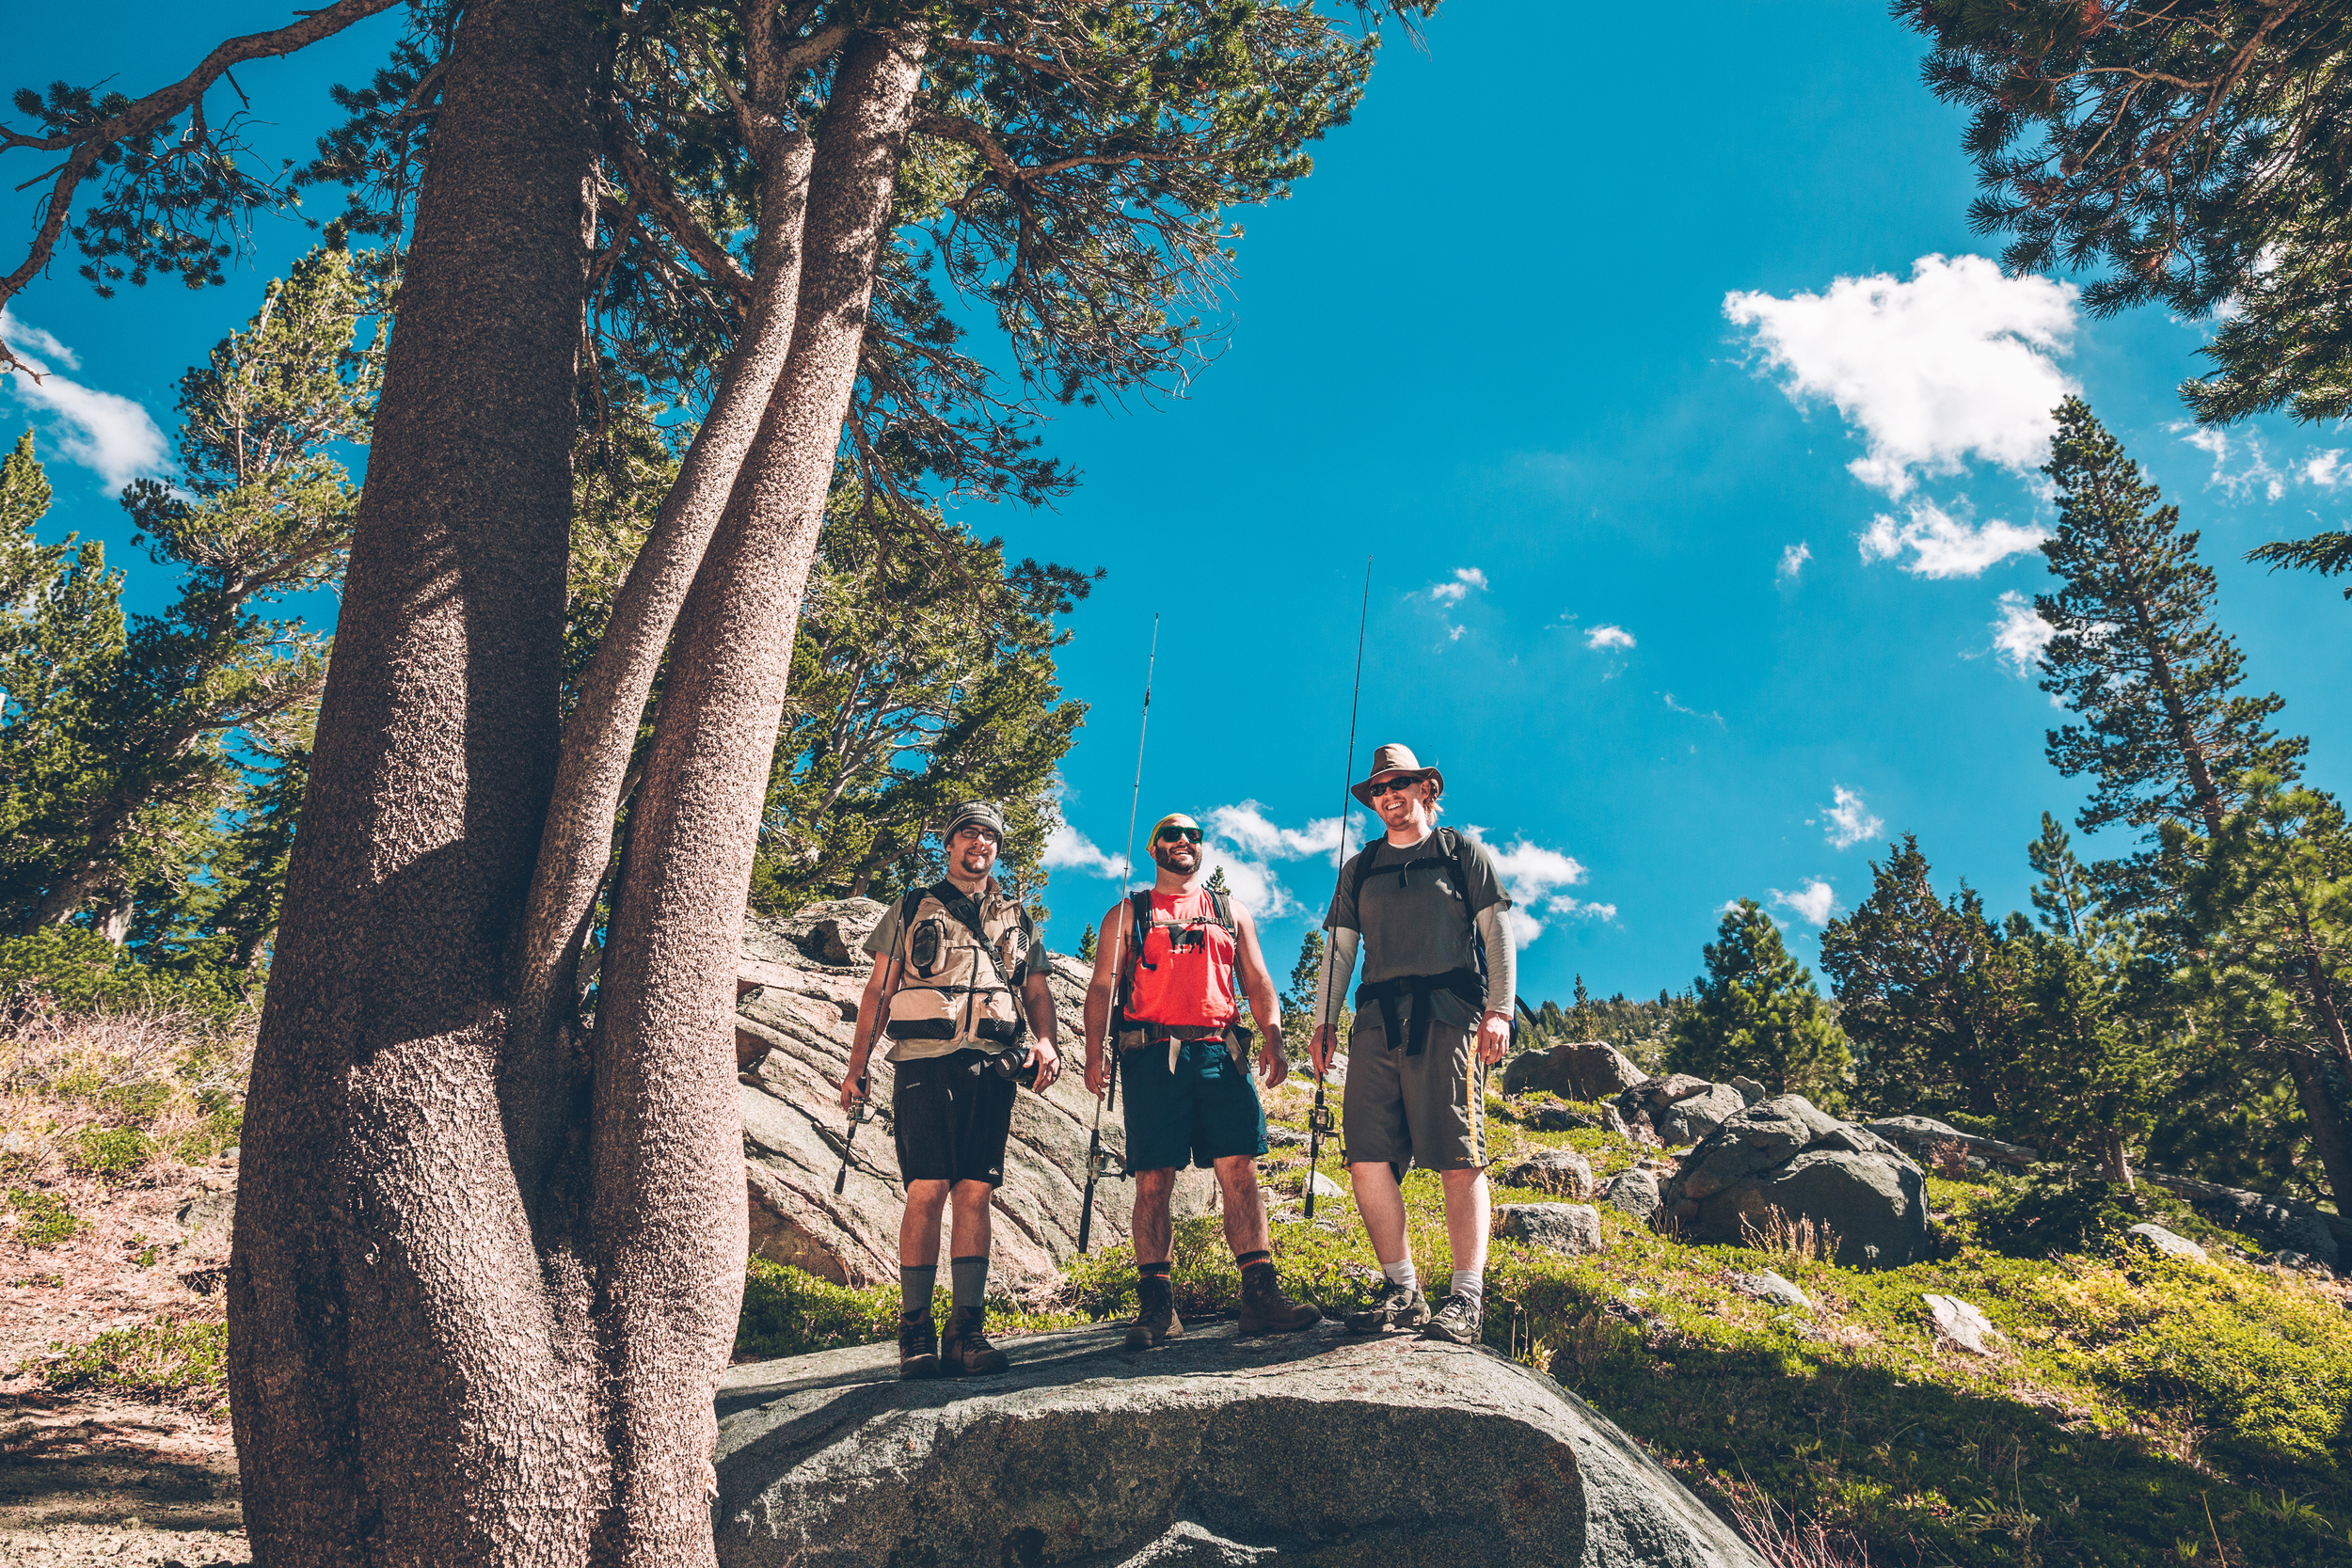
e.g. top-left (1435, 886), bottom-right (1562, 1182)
top-left (1304, 560), bottom-right (1371, 1221)
top-left (834, 1070), bottom-right (883, 1195)
top-left (1078, 613), bottom-right (1158, 1254)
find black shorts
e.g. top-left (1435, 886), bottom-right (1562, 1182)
top-left (893, 1049), bottom-right (1016, 1187)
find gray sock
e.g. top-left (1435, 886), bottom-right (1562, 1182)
top-left (1449, 1269), bottom-right (1483, 1308)
top-left (900, 1263), bottom-right (937, 1317)
top-left (950, 1254), bottom-right (988, 1312)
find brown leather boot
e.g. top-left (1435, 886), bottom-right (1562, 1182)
top-left (897, 1308), bottom-right (939, 1380)
top-left (1235, 1260), bottom-right (1321, 1336)
top-left (1123, 1272), bottom-right (1184, 1349)
top-left (939, 1303), bottom-right (1009, 1376)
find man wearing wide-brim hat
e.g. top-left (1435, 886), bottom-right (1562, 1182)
top-left (1309, 743), bottom-right (1517, 1344)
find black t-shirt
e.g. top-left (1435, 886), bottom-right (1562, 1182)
top-left (1325, 831), bottom-right (1511, 983)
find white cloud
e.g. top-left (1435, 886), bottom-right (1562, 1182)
top-left (1858, 500), bottom-right (2047, 578)
top-left (1461, 826), bottom-right (1607, 945)
top-left (1201, 801), bottom-right (1343, 865)
top-left (0, 309), bottom-right (171, 494)
top-left (2175, 424), bottom-right (2283, 501)
top-left (1661, 691), bottom-right (1725, 727)
top-left (1989, 590), bottom-right (2055, 677)
top-left (1042, 822), bottom-right (1129, 880)
top-left (1724, 253), bottom-right (2079, 498)
top-left (1425, 566), bottom-right (1488, 606)
top-left (2305, 450), bottom-right (2345, 488)
top-left (1777, 541), bottom-right (1811, 581)
top-left (1584, 624), bottom-right (1635, 651)
top-left (0, 308), bottom-right (80, 371)
top-left (1769, 879), bottom-right (1838, 927)
top-left (1818, 785), bottom-right (1884, 850)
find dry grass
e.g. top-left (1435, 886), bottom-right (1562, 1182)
top-left (1740, 1205), bottom-right (1844, 1264)
top-left (1926, 1137), bottom-right (1974, 1180)
top-left (0, 1004), bottom-right (246, 1383)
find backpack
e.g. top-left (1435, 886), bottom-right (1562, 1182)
top-left (1340, 828), bottom-right (1514, 1046)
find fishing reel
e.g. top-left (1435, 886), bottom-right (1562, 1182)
top-left (844, 1097), bottom-right (890, 1131)
top-left (1085, 1145), bottom-right (1129, 1185)
top-left (1307, 1101), bottom-right (1338, 1139)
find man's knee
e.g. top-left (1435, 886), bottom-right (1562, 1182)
top-left (906, 1179), bottom-right (952, 1211)
top-left (1133, 1167), bottom-right (1178, 1202)
top-left (949, 1180), bottom-right (996, 1209)
top-left (1438, 1166), bottom-right (1486, 1193)
top-left (1210, 1155), bottom-right (1257, 1185)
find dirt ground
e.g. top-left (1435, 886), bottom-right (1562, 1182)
top-left (3, 1155), bottom-right (246, 1567)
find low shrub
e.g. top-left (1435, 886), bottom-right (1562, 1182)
top-left (68, 1123), bottom-right (155, 1181)
top-left (1973, 1169), bottom-right (2200, 1258)
top-left (0, 927), bottom-right (247, 1028)
top-left (41, 1316), bottom-right (227, 1410)
top-left (5, 1186), bottom-right (81, 1245)
top-left (734, 1258), bottom-right (1088, 1361)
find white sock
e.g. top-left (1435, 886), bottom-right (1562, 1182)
top-left (1450, 1269), bottom-right (1483, 1306)
top-left (1381, 1257), bottom-right (1417, 1292)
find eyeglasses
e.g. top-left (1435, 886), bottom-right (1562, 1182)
top-left (1366, 776), bottom-right (1423, 799)
top-left (1155, 826), bottom-right (1202, 844)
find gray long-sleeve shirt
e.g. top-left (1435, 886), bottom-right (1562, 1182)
top-left (1313, 903), bottom-right (1515, 1029)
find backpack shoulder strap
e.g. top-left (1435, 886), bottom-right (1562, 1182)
top-left (1207, 887), bottom-right (1234, 931)
top-left (1128, 890), bottom-right (1154, 955)
top-left (1342, 843), bottom-right (1377, 911)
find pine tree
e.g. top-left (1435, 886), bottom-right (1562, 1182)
top-left (1204, 864), bottom-right (1231, 895)
top-left (2010, 817), bottom-right (2163, 1184)
top-left (1670, 899), bottom-right (1851, 1107)
top-left (2178, 776), bottom-right (2352, 1207)
top-left (2038, 398), bottom-right (2304, 874)
top-left (1075, 922), bottom-right (1097, 963)
top-left (1819, 836), bottom-right (2025, 1119)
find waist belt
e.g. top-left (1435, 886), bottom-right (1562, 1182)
top-left (1355, 969), bottom-right (1482, 1057)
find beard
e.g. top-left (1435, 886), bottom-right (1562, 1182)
top-left (1151, 843), bottom-right (1199, 873)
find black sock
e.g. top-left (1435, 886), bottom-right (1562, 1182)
top-left (950, 1254), bottom-right (988, 1312)
top-left (1234, 1249), bottom-right (1271, 1273)
top-left (1138, 1260), bottom-right (1172, 1282)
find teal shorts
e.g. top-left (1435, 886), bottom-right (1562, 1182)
top-left (1120, 1038), bottom-right (1269, 1172)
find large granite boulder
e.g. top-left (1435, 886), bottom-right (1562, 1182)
top-left (1502, 1038), bottom-right (1648, 1101)
top-left (715, 1322), bottom-right (1764, 1568)
top-left (1656, 1096), bottom-right (1930, 1269)
top-left (1652, 1084), bottom-right (1747, 1146)
top-left (735, 899), bottom-right (1212, 1291)
top-left (1500, 1148), bottom-right (1595, 1199)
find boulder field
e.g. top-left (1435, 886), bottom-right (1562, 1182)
top-left (733, 899), bottom-right (1213, 1291)
top-left (714, 1322), bottom-right (1764, 1568)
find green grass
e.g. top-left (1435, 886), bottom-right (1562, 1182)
top-left (730, 1085), bottom-right (2352, 1566)
top-left (67, 1123), bottom-right (155, 1181)
top-left (41, 1317), bottom-right (228, 1411)
top-left (5, 1185), bottom-right (82, 1245)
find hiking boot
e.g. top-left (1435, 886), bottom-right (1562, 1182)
top-left (1343, 1282), bottom-right (1431, 1335)
top-left (897, 1308), bottom-right (939, 1380)
top-left (939, 1304), bottom-right (1009, 1376)
top-left (1235, 1260), bottom-right (1320, 1337)
top-left (1418, 1291), bottom-right (1483, 1345)
top-left (1123, 1273), bottom-right (1184, 1349)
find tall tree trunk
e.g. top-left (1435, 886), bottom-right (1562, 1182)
top-left (508, 129), bottom-right (816, 1097)
top-left (582, 23), bottom-right (929, 1564)
top-left (2281, 1043), bottom-right (2352, 1209)
top-left (225, 0), bottom-right (604, 1561)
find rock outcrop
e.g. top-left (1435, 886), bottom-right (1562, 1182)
top-left (1499, 1202), bottom-right (1605, 1256)
top-left (714, 1322), bottom-right (1765, 1568)
top-left (1613, 1075), bottom-right (1746, 1147)
top-left (735, 899), bottom-right (1211, 1291)
top-left (1501, 1148), bottom-right (1595, 1199)
top-left (1655, 1096), bottom-right (1931, 1269)
top-left (1502, 1039), bottom-right (1648, 1101)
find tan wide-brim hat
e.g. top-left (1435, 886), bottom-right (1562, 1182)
top-left (1350, 742), bottom-right (1443, 807)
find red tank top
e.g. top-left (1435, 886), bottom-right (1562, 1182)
top-left (1125, 889), bottom-right (1239, 1028)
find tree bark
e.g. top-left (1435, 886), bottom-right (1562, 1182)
top-left (506, 125), bottom-right (816, 1160)
top-left (581, 23), bottom-right (930, 1564)
top-left (225, 0), bottom-right (605, 1561)
top-left (2281, 1043), bottom-right (2352, 1209)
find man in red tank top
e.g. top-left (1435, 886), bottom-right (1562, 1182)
top-left (1082, 814), bottom-right (1321, 1347)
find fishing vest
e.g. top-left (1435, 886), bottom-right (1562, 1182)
top-left (882, 881), bottom-right (1032, 1053)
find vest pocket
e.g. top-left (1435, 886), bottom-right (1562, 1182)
top-left (885, 1017), bottom-right (960, 1041)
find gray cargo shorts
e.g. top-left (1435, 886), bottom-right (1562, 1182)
top-left (1341, 993), bottom-right (1487, 1175)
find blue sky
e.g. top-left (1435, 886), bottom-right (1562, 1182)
top-left (7, 3), bottom-right (2348, 1007)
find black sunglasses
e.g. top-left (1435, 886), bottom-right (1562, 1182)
top-left (1155, 826), bottom-right (1203, 844)
top-left (1366, 776), bottom-right (1423, 798)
